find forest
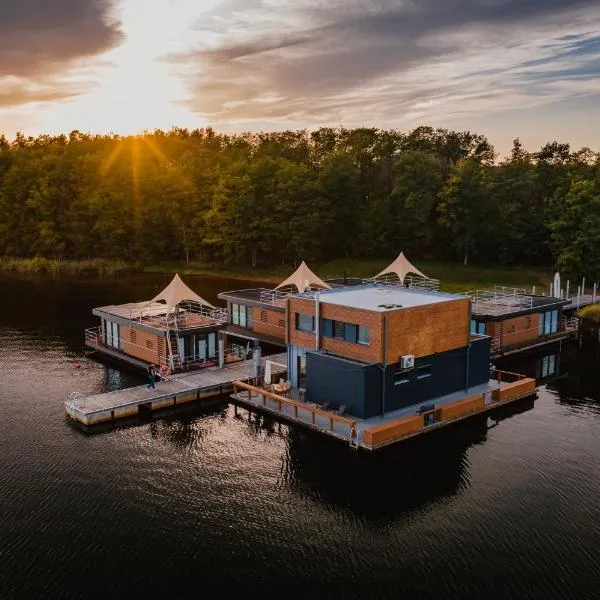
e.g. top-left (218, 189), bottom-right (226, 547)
top-left (0, 126), bottom-right (598, 280)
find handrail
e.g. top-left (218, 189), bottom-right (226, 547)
top-left (233, 380), bottom-right (357, 429)
top-left (493, 369), bottom-right (528, 382)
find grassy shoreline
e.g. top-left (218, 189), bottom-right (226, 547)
top-left (0, 256), bottom-right (553, 292)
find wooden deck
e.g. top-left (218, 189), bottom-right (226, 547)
top-left (66, 353), bottom-right (287, 426)
top-left (231, 373), bottom-right (537, 451)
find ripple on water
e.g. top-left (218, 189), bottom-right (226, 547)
top-left (1, 277), bottom-right (600, 599)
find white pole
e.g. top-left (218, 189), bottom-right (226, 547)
top-left (314, 290), bottom-right (320, 351)
top-left (550, 283), bottom-right (553, 297)
top-left (593, 283), bottom-right (597, 303)
top-left (561, 288), bottom-right (564, 299)
top-left (532, 285), bottom-right (536, 295)
top-left (582, 277), bottom-right (586, 296)
top-left (566, 280), bottom-right (570, 299)
top-left (577, 285), bottom-right (581, 308)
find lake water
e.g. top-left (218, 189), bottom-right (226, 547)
top-left (1, 273), bottom-right (599, 600)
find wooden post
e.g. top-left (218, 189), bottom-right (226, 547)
top-left (278, 400), bottom-right (282, 411)
top-left (294, 405), bottom-right (298, 418)
top-left (329, 417), bottom-right (333, 430)
top-left (311, 412), bottom-right (315, 425)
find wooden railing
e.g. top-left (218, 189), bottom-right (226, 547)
top-left (493, 369), bottom-right (529, 383)
top-left (232, 380), bottom-right (357, 435)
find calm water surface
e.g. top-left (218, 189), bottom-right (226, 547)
top-left (1, 273), bottom-right (600, 600)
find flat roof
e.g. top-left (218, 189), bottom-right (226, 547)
top-left (306, 284), bottom-right (460, 312)
top-left (94, 301), bottom-right (168, 320)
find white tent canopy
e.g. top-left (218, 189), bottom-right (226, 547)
top-left (151, 273), bottom-right (214, 312)
top-left (274, 261), bottom-right (331, 293)
top-left (376, 252), bottom-right (429, 284)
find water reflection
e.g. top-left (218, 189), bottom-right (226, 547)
top-left (496, 343), bottom-right (568, 384)
top-left (276, 397), bottom-right (534, 525)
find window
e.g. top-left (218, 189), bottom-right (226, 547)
top-left (130, 329), bottom-right (137, 344)
top-left (470, 319), bottom-right (485, 335)
top-left (541, 310), bottom-right (559, 335)
top-left (296, 313), bottom-right (314, 332)
top-left (145, 339), bottom-right (154, 350)
top-left (239, 304), bottom-right (247, 328)
top-left (344, 323), bottom-right (358, 343)
top-left (333, 320), bottom-right (345, 339)
top-left (358, 325), bottom-right (370, 345)
top-left (278, 319), bottom-right (285, 328)
top-left (394, 371), bottom-right (410, 385)
top-left (525, 316), bottom-right (532, 330)
top-left (260, 310), bottom-right (268, 323)
top-left (541, 354), bottom-right (556, 378)
top-left (321, 318), bottom-right (333, 338)
top-left (417, 365), bottom-right (432, 379)
top-left (231, 303), bottom-right (239, 326)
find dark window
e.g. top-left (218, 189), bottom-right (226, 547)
top-left (321, 318), bottom-right (333, 338)
top-left (296, 313), bottom-right (314, 332)
top-left (231, 303), bottom-right (239, 325)
top-left (333, 320), bottom-right (345, 339)
top-left (344, 323), bottom-right (358, 343)
top-left (260, 310), bottom-right (268, 323)
top-left (417, 365), bottom-right (432, 379)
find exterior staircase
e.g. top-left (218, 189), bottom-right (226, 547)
top-left (168, 331), bottom-right (182, 372)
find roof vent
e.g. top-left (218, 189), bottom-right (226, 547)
top-left (378, 303), bottom-right (403, 309)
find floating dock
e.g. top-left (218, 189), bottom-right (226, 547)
top-left (230, 371), bottom-right (537, 451)
top-left (66, 353), bottom-right (287, 426)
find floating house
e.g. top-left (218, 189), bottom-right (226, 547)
top-left (85, 274), bottom-right (228, 372)
top-left (228, 254), bottom-right (536, 450)
top-left (218, 261), bottom-right (332, 349)
top-left (468, 287), bottom-right (578, 357)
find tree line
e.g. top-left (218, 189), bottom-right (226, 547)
top-left (0, 126), bottom-right (598, 280)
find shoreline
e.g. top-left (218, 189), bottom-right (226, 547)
top-left (0, 257), bottom-right (552, 292)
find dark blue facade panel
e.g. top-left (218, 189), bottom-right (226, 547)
top-left (305, 336), bottom-right (491, 418)
top-left (305, 352), bottom-right (381, 418)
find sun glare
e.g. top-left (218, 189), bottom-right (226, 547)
top-left (45, 0), bottom-right (204, 136)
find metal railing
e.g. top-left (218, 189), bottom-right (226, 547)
top-left (467, 288), bottom-right (533, 315)
top-left (361, 274), bottom-right (440, 291)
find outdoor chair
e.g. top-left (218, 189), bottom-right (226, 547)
top-left (336, 404), bottom-right (347, 416)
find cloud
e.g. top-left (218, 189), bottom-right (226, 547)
top-left (170, 0), bottom-right (600, 129)
top-left (0, 0), bottom-right (123, 107)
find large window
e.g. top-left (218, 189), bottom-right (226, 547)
top-left (320, 318), bottom-right (370, 346)
top-left (540, 310), bottom-right (559, 335)
top-left (358, 325), bottom-right (370, 345)
top-left (470, 319), bottom-right (485, 335)
top-left (231, 303), bottom-right (252, 328)
top-left (296, 313), bottom-right (315, 332)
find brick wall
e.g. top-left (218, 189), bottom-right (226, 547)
top-left (288, 297), bottom-right (383, 363)
top-left (252, 306), bottom-right (286, 342)
top-left (488, 313), bottom-right (540, 348)
top-left (385, 298), bottom-right (470, 360)
top-left (121, 325), bottom-right (166, 364)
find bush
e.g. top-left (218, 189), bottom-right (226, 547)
top-left (577, 304), bottom-right (600, 324)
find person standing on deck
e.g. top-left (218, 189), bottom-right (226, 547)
top-left (147, 364), bottom-right (156, 389)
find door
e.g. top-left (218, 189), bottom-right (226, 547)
top-left (208, 333), bottom-right (216, 358)
top-left (198, 337), bottom-right (207, 360)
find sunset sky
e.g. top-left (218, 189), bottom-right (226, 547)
top-left (1, 0), bottom-right (599, 155)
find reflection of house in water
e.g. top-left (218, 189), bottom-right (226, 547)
top-left (278, 397), bottom-right (535, 523)
top-left (544, 341), bottom-right (600, 403)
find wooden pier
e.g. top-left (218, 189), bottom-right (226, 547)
top-left (66, 353), bottom-right (287, 426)
top-left (231, 371), bottom-right (537, 451)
